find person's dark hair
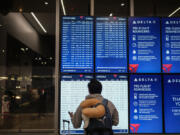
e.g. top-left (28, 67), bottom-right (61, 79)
top-left (88, 79), bottom-right (102, 94)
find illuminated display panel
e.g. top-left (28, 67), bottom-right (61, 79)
top-left (60, 74), bottom-right (128, 134)
top-left (162, 18), bottom-right (180, 73)
top-left (61, 16), bottom-right (94, 73)
top-left (130, 75), bottom-right (163, 133)
top-left (129, 17), bottom-right (161, 73)
top-left (164, 75), bottom-right (180, 133)
top-left (95, 17), bottom-right (127, 73)
top-left (60, 74), bottom-right (93, 134)
top-left (96, 74), bottom-right (128, 133)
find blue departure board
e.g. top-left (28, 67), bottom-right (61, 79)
top-left (96, 74), bottom-right (128, 133)
top-left (130, 75), bottom-right (163, 133)
top-left (95, 17), bottom-right (127, 73)
top-left (162, 18), bottom-right (180, 73)
top-left (129, 17), bottom-right (161, 73)
top-left (164, 75), bottom-right (180, 133)
top-left (61, 16), bottom-right (94, 73)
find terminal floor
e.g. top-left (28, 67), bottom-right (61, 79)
top-left (0, 113), bottom-right (54, 129)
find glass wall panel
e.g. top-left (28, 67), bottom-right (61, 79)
top-left (0, 0), bottom-right (55, 130)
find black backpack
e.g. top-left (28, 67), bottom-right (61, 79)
top-left (86, 99), bottom-right (113, 134)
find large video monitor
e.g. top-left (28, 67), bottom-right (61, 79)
top-left (162, 18), bottom-right (180, 73)
top-left (96, 74), bottom-right (128, 133)
top-left (130, 75), bottom-right (163, 133)
top-left (61, 16), bottom-right (94, 73)
top-left (60, 74), bottom-right (93, 134)
top-left (129, 17), bottom-right (161, 73)
top-left (60, 74), bottom-right (128, 134)
top-left (164, 75), bottom-right (180, 133)
top-left (95, 17), bottom-right (127, 73)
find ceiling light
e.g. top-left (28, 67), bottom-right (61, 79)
top-left (109, 13), bottom-right (113, 17)
top-left (0, 77), bottom-right (8, 80)
top-left (19, 8), bottom-right (23, 12)
top-left (44, 1), bottom-right (48, 5)
top-left (11, 77), bottom-right (15, 81)
top-left (2, 49), bottom-right (5, 53)
top-left (21, 48), bottom-right (25, 52)
top-left (50, 57), bottom-right (53, 60)
top-left (169, 7), bottom-right (180, 17)
top-left (25, 48), bottom-right (29, 51)
top-left (39, 57), bottom-right (42, 60)
top-left (17, 77), bottom-right (23, 81)
top-left (30, 12), bottom-right (47, 33)
top-left (61, 0), bottom-right (66, 15)
top-left (121, 3), bottom-right (125, 7)
top-left (16, 86), bottom-right (21, 89)
top-left (0, 24), bottom-right (2, 27)
top-left (15, 96), bottom-right (21, 99)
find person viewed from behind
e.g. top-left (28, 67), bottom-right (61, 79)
top-left (69, 79), bottom-right (119, 135)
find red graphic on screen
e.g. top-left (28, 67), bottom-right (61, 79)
top-left (163, 64), bottom-right (172, 73)
top-left (113, 17), bottom-right (117, 20)
top-left (80, 74), bottom-right (83, 78)
top-left (130, 124), bottom-right (140, 133)
top-left (80, 16), bottom-right (84, 19)
top-left (129, 64), bottom-right (139, 73)
top-left (113, 74), bottom-right (117, 78)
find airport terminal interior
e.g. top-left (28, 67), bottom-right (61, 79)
top-left (0, 0), bottom-right (180, 135)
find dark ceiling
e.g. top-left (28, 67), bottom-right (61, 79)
top-left (134, 0), bottom-right (180, 17)
top-left (12, 0), bottom-right (56, 36)
top-left (1, 0), bottom-right (180, 36)
top-left (95, 0), bottom-right (129, 16)
top-left (12, 0), bottom-right (56, 13)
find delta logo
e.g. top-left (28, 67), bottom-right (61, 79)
top-left (162, 64), bottom-right (172, 73)
top-left (129, 64), bottom-right (139, 73)
top-left (113, 74), bottom-right (118, 78)
top-left (80, 16), bottom-right (84, 19)
top-left (130, 124), bottom-right (140, 133)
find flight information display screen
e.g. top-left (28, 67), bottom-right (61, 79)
top-left (95, 17), bottom-right (127, 73)
top-left (61, 16), bottom-right (94, 73)
top-left (96, 74), bottom-right (128, 133)
top-left (60, 74), bottom-right (128, 134)
top-left (60, 74), bottom-right (93, 134)
top-left (162, 18), bottom-right (180, 73)
top-left (164, 75), bottom-right (180, 133)
top-left (130, 75), bottom-right (163, 133)
top-left (129, 17), bottom-right (161, 73)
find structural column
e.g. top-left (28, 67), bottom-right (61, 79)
top-left (90, 0), bottom-right (94, 16)
top-left (130, 0), bottom-right (134, 16)
top-left (55, 0), bottom-right (60, 134)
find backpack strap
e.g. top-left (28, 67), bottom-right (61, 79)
top-left (94, 99), bottom-right (108, 107)
top-left (94, 102), bottom-right (102, 107)
top-left (102, 98), bottom-right (108, 107)
top-left (102, 98), bottom-right (113, 130)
